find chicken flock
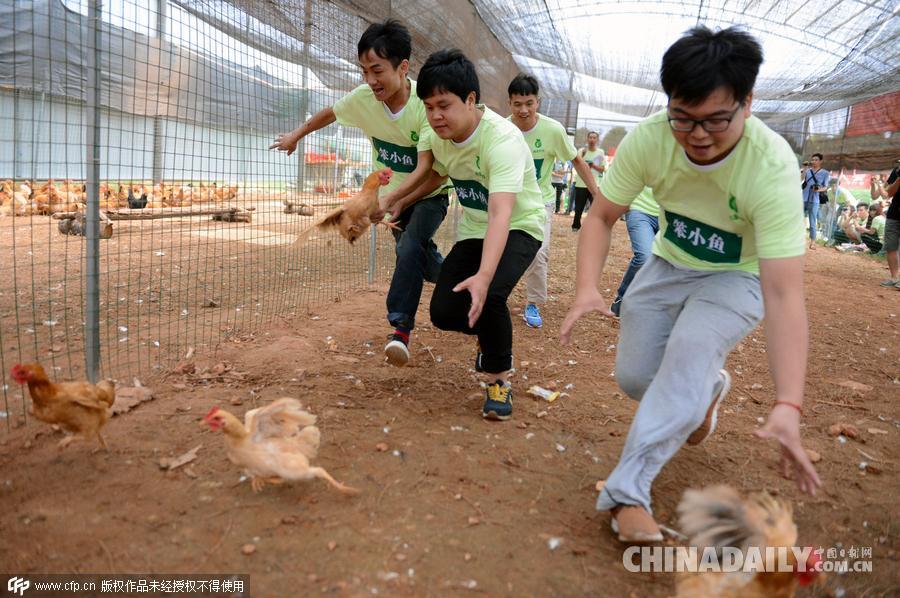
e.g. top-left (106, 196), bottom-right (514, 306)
top-left (0, 178), bottom-right (239, 217)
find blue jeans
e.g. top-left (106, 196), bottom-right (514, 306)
top-left (387, 194), bottom-right (448, 330)
top-left (804, 200), bottom-right (819, 241)
top-left (614, 210), bottom-right (659, 304)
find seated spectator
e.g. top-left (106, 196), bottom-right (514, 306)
top-left (864, 201), bottom-right (886, 254)
top-left (832, 205), bottom-right (859, 246)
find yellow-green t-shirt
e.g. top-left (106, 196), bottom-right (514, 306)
top-left (424, 107), bottom-right (545, 242)
top-left (871, 215), bottom-right (885, 238)
top-left (332, 79), bottom-right (443, 199)
top-left (573, 147), bottom-right (606, 188)
top-left (630, 187), bottom-right (659, 217)
top-left (600, 111), bottom-right (804, 274)
top-left (508, 114), bottom-right (577, 205)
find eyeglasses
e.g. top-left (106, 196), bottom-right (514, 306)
top-left (667, 104), bottom-right (741, 132)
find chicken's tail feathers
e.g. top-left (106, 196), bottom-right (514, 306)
top-left (677, 485), bottom-right (762, 551)
top-left (291, 207), bottom-right (344, 247)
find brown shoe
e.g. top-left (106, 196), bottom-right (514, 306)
top-left (610, 505), bottom-right (663, 543)
top-left (687, 369), bottom-right (731, 446)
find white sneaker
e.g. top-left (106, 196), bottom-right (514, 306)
top-left (687, 370), bottom-right (731, 445)
top-left (384, 334), bottom-right (409, 367)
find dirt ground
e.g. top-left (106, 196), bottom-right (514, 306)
top-left (1, 213), bottom-right (898, 596)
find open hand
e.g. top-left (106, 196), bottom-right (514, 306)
top-left (453, 273), bottom-right (491, 328)
top-left (269, 132), bottom-right (299, 156)
top-left (754, 403), bottom-right (822, 495)
top-left (560, 289), bottom-right (614, 345)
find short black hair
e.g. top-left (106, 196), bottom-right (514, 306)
top-left (812, 152), bottom-right (824, 161)
top-left (357, 19), bottom-right (411, 68)
top-left (417, 49), bottom-right (480, 103)
top-left (508, 73), bottom-right (540, 97)
top-left (660, 26), bottom-right (763, 106)
top-left (587, 131), bottom-right (599, 138)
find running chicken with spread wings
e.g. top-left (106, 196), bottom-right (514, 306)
top-left (202, 398), bottom-right (359, 495)
top-left (294, 167), bottom-right (395, 245)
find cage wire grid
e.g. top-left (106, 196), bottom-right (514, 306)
top-left (0, 0), bottom-right (897, 431)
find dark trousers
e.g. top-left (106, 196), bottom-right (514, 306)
top-left (552, 182), bottom-right (567, 212)
top-left (430, 230), bottom-right (541, 373)
top-left (571, 187), bottom-right (593, 230)
top-left (387, 194), bottom-right (449, 329)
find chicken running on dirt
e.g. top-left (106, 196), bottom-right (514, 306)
top-left (294, 167), bottom-right (395, 245)
top-left (202, 398), bottom-right (359, 495)
top-left (10, 363), bottom-right (116, 449)
top-left (675, 485), bottom-right (822, 598)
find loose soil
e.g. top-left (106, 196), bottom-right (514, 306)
top-left (1, 214), bottom-right (898, 597)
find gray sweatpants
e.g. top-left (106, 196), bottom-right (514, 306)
top-left (597, 255), bottom-right (765, 514)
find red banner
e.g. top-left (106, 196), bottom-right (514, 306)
top-left (845, 91), bottom-right (900, 137)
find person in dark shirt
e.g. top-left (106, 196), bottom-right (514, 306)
top-left (880, 162), bottom-right (900, 287)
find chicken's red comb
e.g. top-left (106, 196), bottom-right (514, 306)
top-left (203, 406), bottom-right (220, 420)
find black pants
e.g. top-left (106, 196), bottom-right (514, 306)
top-left (552, 182), bottom-right (567, 212)
top-left (572, 187), bottom-right (593, 230)
top-left (861, 233), bottom-right (883, 253)
top-left (430, 230), bottom-right (541, 373)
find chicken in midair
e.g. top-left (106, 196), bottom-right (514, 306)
top-left (294, 167), bottom-right (395, 245)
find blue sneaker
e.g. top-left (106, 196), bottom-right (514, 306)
top-left (482, 380), bottom-right (512, 421)
top-left (523, 304), bottom-right (542, 328)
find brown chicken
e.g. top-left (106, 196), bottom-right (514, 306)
top-left (294, 167), bottom-right (394, 245)
top-left (10, 363), bottom-right (116, 449)
top-left (675, 485), bottom-right (822, 597)
top-left (202, 398), bottom-right (359, 495)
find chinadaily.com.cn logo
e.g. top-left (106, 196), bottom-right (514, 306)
top-left (622, 545), bottom-right (874, 574)
top-left (7, 577), bottom-right (30, 596)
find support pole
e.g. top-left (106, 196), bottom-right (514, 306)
top-left (151, 0), bottom-right (167, 184)
top-left (84, 0), bottom-right (103, 382)
top-left (296, 0), bottom-right (312, 190)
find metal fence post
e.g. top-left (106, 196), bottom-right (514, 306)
top-left (84, 0), bottom-right (103, 383)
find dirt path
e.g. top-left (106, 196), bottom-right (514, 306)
top-left (1, 214), bottom-right (897, 596)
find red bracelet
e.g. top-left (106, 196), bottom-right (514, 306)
top-left (775, 401), bottom-right (803, 415)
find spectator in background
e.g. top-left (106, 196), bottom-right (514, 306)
top-left (870, 173), bottom-right (889, 201)
top-left (552, 160), bottom-right (570, 213)
top-left (802, 153), bottom-right (829, 249)
top-left (832, 204), bottom-right (857, 246)
top-left (881, 161), bottom-right (900, 288)
top-left (823, 176), bottom-right (856, 241)
top-left (571, 132), bottom-right (606, 231)
top-left (864, 201), bottom-right (886, 254)
top-left (852, 203), bottom-right (882, 253)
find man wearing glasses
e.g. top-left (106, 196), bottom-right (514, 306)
top-left (561, 26), bottom-right (820, 543)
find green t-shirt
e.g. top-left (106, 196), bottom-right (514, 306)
top-left (573, 147), bottom-right (606, 188)
top-left (630, 187), bottom-right (659, 217)
top-left (600, 111), bottom-right (804, 274)
top-left (332, 79), bottom-right (443, 199)
top-left (508, 114), bottom-right (577, 205)
top-left (424, 107), bottom-right (545, 242)
top-left (871, 215), bottom-right (885, 238)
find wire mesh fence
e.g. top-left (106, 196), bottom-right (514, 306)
top-left (0, 0), bottom-right (463, 429)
